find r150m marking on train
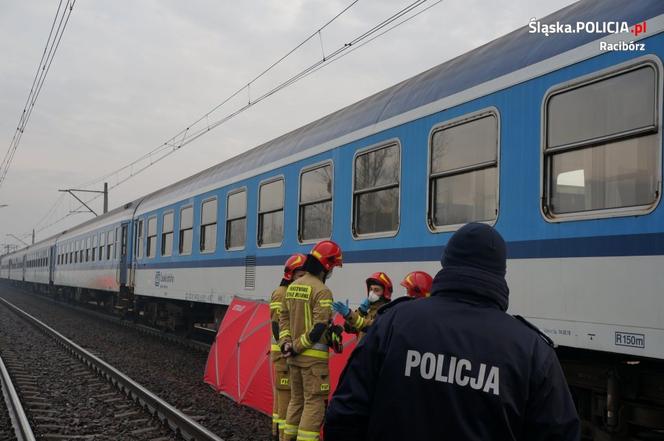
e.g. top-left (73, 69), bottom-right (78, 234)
top-left (615, 332), bottom-right (645, 349)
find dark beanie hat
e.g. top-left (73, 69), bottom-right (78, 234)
top-left (432, 222), bottom-right (509, 310)
top-left (442, 222), bottom-right (506, 277)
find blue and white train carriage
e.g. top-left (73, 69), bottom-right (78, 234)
top-left (1, 0), bottom-right (663, 437)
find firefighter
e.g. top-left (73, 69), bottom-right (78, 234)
top-left (400, 271), bottom-right (433, 299)
top-left (332, 272), bottom-right (392, 342)
top-left (375, 271), bottom-right (432, 317)
top-left (279, 240), bottom-right (343, 441)
top-left (270, 253), bottom-right (307, 441)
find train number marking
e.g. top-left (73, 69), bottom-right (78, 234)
top-left (615, 332), bottom-right (645, 349)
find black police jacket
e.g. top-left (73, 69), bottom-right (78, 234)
top-left (324, 269), bottom-right (580, 441)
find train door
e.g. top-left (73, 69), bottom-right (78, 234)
top-left (117, 222), bottom-right (129, 286)
top-left (22, 255), bottom-right (26, 281)
top-left (7, 259), bottom-right (11, 279)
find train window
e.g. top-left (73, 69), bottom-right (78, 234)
top-left (258, 178), bottom-right (284, 247)
top-left (115, 228), bottom-right (120, 259)
top-left (147, 218), bottom-right (157, 258)
top-left (136, 219), bottom-right (144, 259)
top-left (162, 212), bottom-right (174, 257)
top-left (86, 237), bottom-right (91, 262)
top-left (299, 163), bottom-right (332, 242)
top-left (429, 112), bottom-right (498, 229)
top-left (353, 143), bottom-right (400, 236)
top-left (200, 198), bottom-right (218, 253)
top-left (544, 64), bottom-right (659, 217)
top-left (100, 233), bottom-right (106, 260)
top-left (226, 190), bottom-right (246, 250)
top-left (92, 235), bottom-right (97, 261)
top-left (179, 206), bottom-right (193, 255)
top-left (107, 231), bottom-right (113, 260)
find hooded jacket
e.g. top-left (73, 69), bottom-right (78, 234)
top-left (324, 223), bottom-right (579, 441)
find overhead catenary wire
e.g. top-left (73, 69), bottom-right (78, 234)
top-left (0, 0), bottom-right (76, 192)
top-left (31, 0), bottom-right (441, 237)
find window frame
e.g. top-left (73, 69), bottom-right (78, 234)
top-left (540, 57), bottom-right (662, 222)
top-left (297, 160), bottom-right (334, 244)
top-left (257, 176), bottom-right (285, 248)
top-left (178, 205), bottom-right (193, 256)
top-left (161, 210), bottom-right (174, 257)
top-left (199, 197), bottom-right (218, 254)
top-left (225, 187), bottom-right (247, 251)
top-left (426, 107), bottom-right (501, 233)
top-left (351, 139), bottom-right (402, 240)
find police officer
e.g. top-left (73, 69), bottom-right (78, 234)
top-left (279, 240), bottom-right (343, 441)
top-left (324, 223), bottom-right (580, 441)
top-left (270, 254), bottom-right (307, 441)
top-left (332, 272), bottom-right (392, 342)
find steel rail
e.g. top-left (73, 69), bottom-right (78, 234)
top-left (0, 354), bottom-right (37, 441)
top-left (0, 297), bottom-right (224, 441)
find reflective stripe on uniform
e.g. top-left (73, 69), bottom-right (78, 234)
top-left (297, 428), bottom-right (320, 440)
top-left (270, 301), bottom-right (283, 310)
top-left (319, 299), bottom-right (333, 309)
top-left (280, 330), bottom-right (291, 339)
top-left (354, 314), bottom-right (365, 329)
top-left (271, 344), bottom-right (281, 352)
top-left (284, 424), bottom-right (298, 436)
top-left (300, 333), bottom-right (312, 348)
top-left (300, 348), bottom-right (329, 359)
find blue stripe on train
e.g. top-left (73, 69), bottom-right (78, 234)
top-left (132, 232), bottom-right (664, 269)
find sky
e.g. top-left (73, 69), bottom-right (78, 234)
top-left (0, 0), bottom-right (578, 249)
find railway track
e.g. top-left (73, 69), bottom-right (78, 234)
top-left (0, 352), bottom-right (34, 441)
top-left (0, 284), bottom-right (272, 441)
top-left (0, 297), bottom-right (224, 441)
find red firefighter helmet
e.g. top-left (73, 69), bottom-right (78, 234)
top-left (310, 240), bottom-right (343, 272)
top-left (283, 253), bottom-right (307, 281)
top-left (400, 271), bottom-right (433, 298)
top-left (366, 272), bottom-right (393, 301)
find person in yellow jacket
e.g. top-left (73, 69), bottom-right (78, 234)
top-left (279, 240), bottom-right (343, 441)
top-left (270, 253), bottom-right (307, 441)
top-left (332, 272), bottom-right (392, 343)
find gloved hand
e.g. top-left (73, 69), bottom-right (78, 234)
top-left (332, 299), bottom-right (351, 317)
top-left (308, 322), bottom-right (327, 343)
top-left (328, 324), bottom-right (343, 354)
top-left (281, 342), bottom-right (294, 358)
top-left (358, 298), bottom-right (371, 314)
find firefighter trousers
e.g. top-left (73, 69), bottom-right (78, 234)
top-left (272, 356), bottom-right (291, 440)
top-left (283, 361), bottom-right (329, 441)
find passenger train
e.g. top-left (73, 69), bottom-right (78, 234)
top-left (2, 0), bottom-right (663, 438)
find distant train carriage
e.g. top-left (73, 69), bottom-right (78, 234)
top-left (2, 0), bottom-right (664, 438)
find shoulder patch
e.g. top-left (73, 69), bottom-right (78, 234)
top-left (377, 296), bottom-right (413, 315)
top-left (513, 315), bottom-right (555, 348)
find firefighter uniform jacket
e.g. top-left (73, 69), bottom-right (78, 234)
top-left (325, 279), bottom-right (580, 440)
top-left (270, 285), bottom-right (287, 361)
top-left (279, 272), bottom-right (333, 366)
top-left (343, 298), bottom-right (388, 342)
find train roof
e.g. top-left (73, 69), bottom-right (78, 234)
top-left (135, 0), bottom-right (664, 212)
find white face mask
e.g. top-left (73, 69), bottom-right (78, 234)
top-left (368, 292), bottom-right (381, 303)
top-left (326, 268), bottom-right (334, 280)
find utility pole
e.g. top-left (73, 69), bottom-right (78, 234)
top-left (58, 182), bottom-right (109, 216)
